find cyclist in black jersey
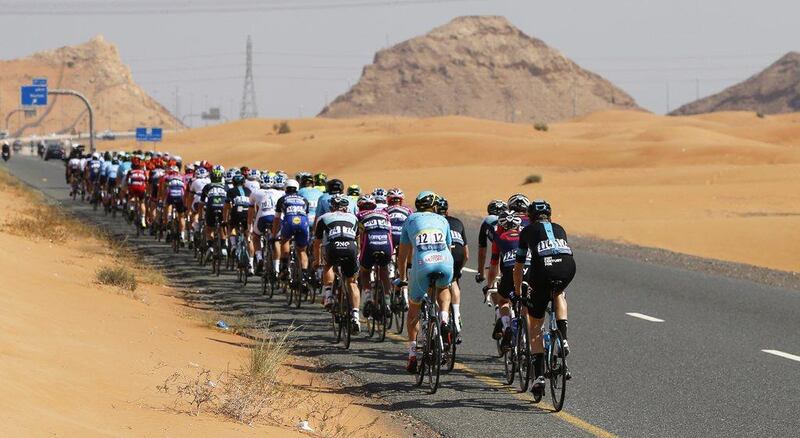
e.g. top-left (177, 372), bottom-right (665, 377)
top-left (437, 197), bottom-right (468, 343)
top-left (513, 199), bottom-right (576, 396)
top-left (476, 199), bottom-right (506, 284)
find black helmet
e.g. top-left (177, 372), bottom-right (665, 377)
top-left (437, 197), bottom-right (449, 214)
top-left (528, 199), bottom-right (552, 219)
top-left (330, 194), bottom-right (350, 210)
top-left (232, 174), bottom-right (245, 186)
top-left (415, 190), bottom-right (440, 211)
top-left (487, 199), bottom-right (507, 216)
top-left (498, 210), bottom-right (522, 229)
top-left (327, 178), bottom-right (344, 194)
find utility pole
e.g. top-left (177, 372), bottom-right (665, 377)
top-left (240, 35), bottom-right (258, 119)
top-left (665, 81), bottom-right (671, 114)
top-left (695, 78), bottom-right (700, 100)
top-left (174, 86), bottom-right (180, 123)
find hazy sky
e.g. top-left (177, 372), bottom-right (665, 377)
top-left (1, 0), bottom-right (798, 126)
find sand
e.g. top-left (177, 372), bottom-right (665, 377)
top-left (149, 110), bottom-right (800, 273)
top-left (0, 176), bottom-right (406, 437)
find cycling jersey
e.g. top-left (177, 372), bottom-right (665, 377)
top-left (127, 169), bottom-right (147, 197)
top-left (357, 209), bottom-right (393, 268)
top-left (100, 161), bottom-right (111, 177)
top-left (315, 210), bottom-right (359, 277)
top-left (107, 164), bottom-right (119, 180)
top-left (227, 186), bottom-right (252, 228)
top-left (149, 169), bottom-right (165, 197)
top-left (316, 193), bottom-right (356, 220)
top-left (250, 188), bottom-right (283, 236)
top-left (202, 183), bottom-right (227, 227)
top-left (517, 220), bottom-right (576, 318)
top-left (276, 193), bottom-right (310, 246)
top-left (298, 187), bottom-right (323, 223)
top-left (400, 212), bottom-right (454, 302)
top-left (446, 215), bottom-right (467, 280)
top-left (87, 160), bottom-right (102, 181)
top-left (386, 205), bottom-right (413, 247)
top-left (244, 179), bottom-right (260, 193)
top-left (478, 214), bottom-right (498, 248)
top-left (491, 227), bottom-right (530, 298)
top-left (68, 158), bottom-right (80, 170)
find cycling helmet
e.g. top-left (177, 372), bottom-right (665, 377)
top-left (111, 158), bottom-right (120, 165)
top-left (232, 174), bottom-right (245, 186)
top-left (185, 163), bottom-right (195, 173)
top-left (273, 174), bottom-right (287, 190)
top-left (387, 188), bottom-right (404, 204)
top-left (327, 178), bottom-right (344, 195)
top-left (437, 197), bottom-right (449, 214)
top-left (487, 199), bottom-right (507, 216)
top-left (260, 172), bottom-right (272, 186)
top-left (103, 151), bottom-right (112, 161)
top-left (246, 169), bottom-right (259, 180)
top-left (372, 187), bottom-right (387, 198)
top-left (528, 199), bottom-right (552, 219)
top-left (224, 169), bottom-right (235, 183)
top-left (507, 193), bottom-right (530, 213)
top-left (169, 165), bottom-right (179, 173)
top-left (357, 194), bottom-right (377, 211)
top-left (498, 210), bottom-right (522, 229)
top-left (285, 178), bottom-right (300, 193)
top-left (213, 164), bottom-right (225, 173)
top-left (314, 172), bottom-right (327, 187)
top-left (298, 172), bottom-right (313, 187)
top-left (415, 191), bottom-right (440, 211)
top-left (132, 161), bottom-right (143, 170)
top-left (347, 184), bottom-right (361, 196)
top-left (330, 194), bottom-right (350, 211)
top-left (195, 167), bottom-right (209, 179)
top-left (276, 170), bottom-right (288, 180)
top-left (210, 169), bottom-right (223, 183)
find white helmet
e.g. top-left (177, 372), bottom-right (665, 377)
top-left (285, 179), bottom-right (300, 191)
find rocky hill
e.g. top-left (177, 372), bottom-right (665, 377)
top-left (0, 36), bottom-right (182, 137)
top-left (319, 16), bottom-right (641, 123)
top-left (671, 52), bottom-right (800, 116)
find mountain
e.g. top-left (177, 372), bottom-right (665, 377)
top-left (671, 52), bottom-right (800, 115)
top-left (0, 36), bottom-right (182, 137)
top-left (319, 16), bottom-right (641, 123)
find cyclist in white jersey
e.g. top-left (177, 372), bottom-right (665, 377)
top-left (248, 174), bottom-right (284, 278)
top-left (244, 169), bottom-right (261, 193)
top-left (187, 168), bottom-right (211, 237)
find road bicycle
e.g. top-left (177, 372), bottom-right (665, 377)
top-left (260, 233), bottom-right (277, 298)
top-left (366, 251), bottom-right (391, 342)
top-left (504, 293), bottom-right (531, 391)
top-left (413, 272), bottom-right (447, 394)
top-left (233, 223), bottom-right (250, 286)
top-left (330, 261), bottom-right (356, 349)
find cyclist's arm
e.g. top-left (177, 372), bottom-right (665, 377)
top-left (396, 243), bottom-right (411, 283)
top-left (513, 232), bottom-right (529, 297)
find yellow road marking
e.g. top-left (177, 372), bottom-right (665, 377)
top-left (381, 326), bottom-right (617, 437)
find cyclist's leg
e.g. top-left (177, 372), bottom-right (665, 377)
top-left (295, 217), bottom-right (310, 274)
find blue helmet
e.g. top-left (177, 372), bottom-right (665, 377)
top-left (415, 190), bottom-right (440, 211)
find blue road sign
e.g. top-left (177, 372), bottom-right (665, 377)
top-left (136, 127), bottom-right (163, 142)
top-left (21, 86), bottom-right (48, 106)
top-left (32, 78), bottom-right (47, 86)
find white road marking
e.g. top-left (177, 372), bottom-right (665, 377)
top-left (462, 267), bottom-right (478, 273)
top-left (625, 312), bottom-right (665, 322)
top-left (762, 349), bottom-right (800, 363)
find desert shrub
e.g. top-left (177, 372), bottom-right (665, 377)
top-left (96, 266), bottom-right (137, 291)
top-left (756, 112), bottom-right (765, 119)
top-left (277, 121), bottom-right (291, 134)
top-left (523, 174), bottom-right (543, 185)
top-left (534, 122), bottom-right (549, 132)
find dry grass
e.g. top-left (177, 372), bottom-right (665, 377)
top-left (523, 174), bottom-right (543, 185)
top-left (533, 122), bottom-right (549, 132)
top-left (96, 266), bottom-right (138, 291)
top-left (2, 205), bottom-right (97, 244)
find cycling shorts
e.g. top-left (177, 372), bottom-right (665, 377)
top-left (253, 215), bottom-right (274, 236)
top-left (326, 240), bottom-right (359, 278)
top-left (359, 241), bottom-right (392, 269)
top-left (451, 245), bottom-right (466, 281)
top-left (129, 186), bottom-right (146, 199)
top-left (408, 251), bottom-right (453, 303)
top-left (205, 207), bottom-right (224, 227)
top-left (525, 255), bottom-right (576, 319)
top-left (166, 195), bottom-right (186, 213)
top-left (280, 215), bottom-right (309, 247)
top-left (229, 212), bottom-right (248, 230)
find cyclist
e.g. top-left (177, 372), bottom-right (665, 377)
top-left (161, 165), bottom-right (187, 244)
top-left (488, 210), bottom-right (526, 350)
top-left (298, 173), bottom-right (324, 226)
top-left (225, 173), bottom-right (254, 274)
top-left (249, 174), bottom-right (284, 277)
top-left (476, 200), bottom-right (506, 285)
top-left (385, 188), bottom-right (413, 249)
top-left (223, 169), bottom-right (235, 191)
top-left (244, 168), bottom-right (261, 193)
top-left (314, 178), bottom-right (345, 223)
top-left (148, 162), bottom-right (166, 229)
top-left (314, 194), bottom-right (361, 333)
top-left (514, 199), bottom-right (575, 397)
top-left (313, 172), bottom-right (327, 193)
top-left (187, 167), bottom-right (211, 245)
top-left (104, 157), bottom-right (120, 209)
top-left (395, 191), bottom-right (453, 373)
top-left (437, 197), bottom-right (468, 343)
top-left (272, 179), bottom-right (311, 284)
top-left (355, 194), bottom-right (393, 319)
top-left (126, 159), bottom-right (148, 228)
top-left (201, 168), bottom-right (228, 259)
top-left (85, 153), bottom-right (102, 202)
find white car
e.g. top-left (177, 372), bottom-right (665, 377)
top-left (99, 130), bottom-right (116, 140)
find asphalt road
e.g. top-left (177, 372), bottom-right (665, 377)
top-left (5, 155), bottom-right (800, 437)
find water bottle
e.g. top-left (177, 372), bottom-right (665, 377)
top-left (543, 331), bottom-right (551, 351)
top-left (511, 318), bottom-right (519, 339)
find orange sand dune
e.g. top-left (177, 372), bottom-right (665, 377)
top-left (149, 110), bottom-right (800, 273)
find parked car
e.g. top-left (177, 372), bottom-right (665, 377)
top-left (12, 140), bottom-right (22, 152)
top-left (99, 130), bottom-right (116, 140)
top-left (0, 130), bottom-right (8, 140)
top-left (43, 142), bottom-right (64, 161)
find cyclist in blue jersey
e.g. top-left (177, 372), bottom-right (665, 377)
top-left (395, 191), bottom-right (454, 373)
top-left (298, 173), bottom-right (324, 225)
top-left (273, 179), bottom-right (311, 284)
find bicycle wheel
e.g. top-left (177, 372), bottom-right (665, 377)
top-left (494, 309), bottom-right (504, 358)
top-left (394, 291), bottom-right (405, 335)
top-left (445, 310), bottom-right (457, 372)
top-left (517, 314), bottom-right (531, 392)
top-left (427, 318), bottom-right (442, 394)
top-left (213, 234), bottom-right (222, 276)
top-left (377, 286), bottom-right (388, 342)
top-left (503, 331), bottom-right (517, 385)
top-left (342, 281), bottom-right (352, 349)
top-left (548, 331), bottom-right (568, 412)
top-left (415, 316), bottom-right (426, 387)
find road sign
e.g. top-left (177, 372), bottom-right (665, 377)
top-left (136, 127), bottom-right (163, 142)
top-left (32, 78), bottom-right (47, 86)
top-left (21, 85), bottom-right (48, 106)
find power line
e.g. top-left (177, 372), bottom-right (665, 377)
top-left (0, 0), bottom-right (485, 16)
